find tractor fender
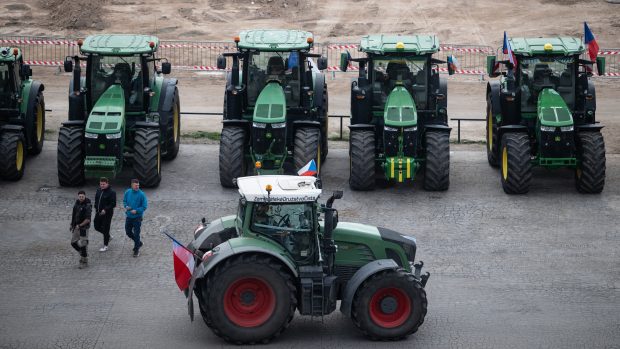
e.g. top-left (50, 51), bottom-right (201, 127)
top-left (498, 124), bottom-right (528, 139)
top-left (313, 73), bottom-right (326, 110)
top-left (23, 80), bottom-right (45, 149)
top-left (1, 124), bottom-right (24, 134)
top-left (348, 124), bottom-right (375, 131)
top-left (157, 78), bottom-right (179, 126)
top-left (340, 259), bottom-right (399, 317)
top-left (222, 119), bottom-right (251, 130)
top-left (487, 80), bottom-right (502, 121)
top-left (576, 124), bottom-right (604, 132)
top-left (424, 124), bottom-right (452, 133)
top-left (134, 121), bottom-right (159, 129)
top-left (585, 80), bottom-right (596, 117)
top-left (293, 120), bottom-right (321, 130)
top-left (61, 120), bottom-right (86, 128)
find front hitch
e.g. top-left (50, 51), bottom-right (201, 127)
top-left (414, 261), bottom-right (430, 287)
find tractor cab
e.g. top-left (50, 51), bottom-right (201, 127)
top-left (0, 48), bottom-right (32, 111)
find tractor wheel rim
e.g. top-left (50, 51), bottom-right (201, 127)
top-left (487, 107), bottom-right (493, 151)
top-left (502, 146), bottom-right (508, 180)
top-left (223, 277), bottom-right (275, 328)
top-left (173, 104), bottom-right (179, 143)
top-left (16, 140), bottom-right (24, 170)
top-left (36, 103), bottom-right (43, 142)
top-left (369, 287), bottom-right (411, 328)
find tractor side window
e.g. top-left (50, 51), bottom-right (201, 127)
top-left (0, 63), bottom-right (15, 108)
top-left (90, 55), bottom-right (144, 110)
top-left (250, 203), bottom-right (314, 260)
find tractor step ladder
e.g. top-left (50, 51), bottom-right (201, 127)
top-left (299, 266), bottom-right (325, 318)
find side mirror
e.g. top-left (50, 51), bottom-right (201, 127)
top-left (447, 56), bottom-right (455, 76)
top-left (332, 190), bottom-right (343, 199)
top-left (339, 51), bottom-right (350, 72)
top-left (161, 62), bottom-right (171, 75)
top-left (326, 190), bottom-right (343, 208)
top-left (596, 57), bottom-right (605, 76)
top-left (21, 64), bottom-right (32, 79)
top-left (64, 58), bottom-right (73, 73)
top-left (317, 57), bottom-right (328, 71)
top-left (217, 55), bottom-right (226, 70)
top-left (487, 55), bottom-right (499, 78)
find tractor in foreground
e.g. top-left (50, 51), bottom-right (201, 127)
top-left (58, 34), bottom-right (180, 187)
top-left (0, 47), bottom-right (45, 181)
top-left (184, 175), bottom-right (429, 343)
top-left (216, 29), bottom-right (328, 187)
top-left (486, 37), bottom-right (606, 194)
top-left (340, 34), bottom-right (454, 190)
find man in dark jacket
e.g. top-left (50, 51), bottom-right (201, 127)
top-left (71, 190), bottom-right (92, 268)
top-left (94, 177), bottom-right (116, 252)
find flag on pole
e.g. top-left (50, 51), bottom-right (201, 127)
top-left (503, 31), bottom-right (517, 68)
top-left (584, 22), bottom-right (599, 61)
top-left (172, 240), bottom-right (195, 291)
top-left (297, 159), bottom-right (317, 176)
top-left (447, 55), bottom-right (459, 71)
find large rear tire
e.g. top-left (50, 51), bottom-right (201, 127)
top-left (219, 126), bottom-right (246, 188)
top-left (349, 130), bottom-right (375, 190)
top-left (423, 131), bottom-right (450, 191)
top-left (133, 128), bottom-right (161, 188)
top-left (57, 126), bottom-right (85, 186)
top-left (294, 127), bottom-right (321, 176)
top-left (204, 254), bottom-right (297, 344)
top-left (575, 132), bottom-right (605, 193)
top-left (28, 92), bottom-right (45, 155)
top-left (162, 89), bottom-right (180, 160)
top-left (500, 133), bottom-right (532, 194)
top-left (0, 132), bottom-right (26, 181)
top-left (486, 96), bottom-right (499, 167)
top-left (352, 269), bottom-right (427, 340)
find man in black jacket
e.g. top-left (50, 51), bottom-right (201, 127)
top-left (71, 190), bottom-right (92, 268)
top-left (94, 177), bottom-right (116, 252)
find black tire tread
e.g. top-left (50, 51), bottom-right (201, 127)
top-left (575, 132), bottom-right (605, 193)
top-left (486, 96), bottom-right (499, 167)
top-left (294, 127), bottom-right (321, 175)
top-left (133, 128), bottom-right (161, 187)
top-left (57, 126), bottom-right (85, 186)
top-left (500, 133), bottom-right (532, 194)
top-left (28, 92), bottom-right (45, 155)
top-left (424, 131), bottom-right (450, 191)
top-left (219, 126), bottom-right (246, 188)
top-left (0, 132), bottom-right (25, 181)
top-left (162, 89), bottom-right (180, 160)
top-left (349, 130), bottom-right (375, 190)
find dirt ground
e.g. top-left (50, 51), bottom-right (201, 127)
top-left (1, 0), bottom-right (619, 47)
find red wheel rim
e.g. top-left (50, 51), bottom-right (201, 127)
top-left (369, 287), bottom-right (411, 328)
top-left (223, 277), bottom-right (276, 328)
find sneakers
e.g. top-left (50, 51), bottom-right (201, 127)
top-left (99, 245), bottom-right (108, 252)
top-left (133, 250), bottom-right (140, 258)
top-left (109, 235), bottom-right (114, 241)
top-left (79, 257), bottom-right (88, 269)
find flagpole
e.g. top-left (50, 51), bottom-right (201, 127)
top-left (161, 230), bottom-right (203, 259)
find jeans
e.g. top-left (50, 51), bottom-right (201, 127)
top-left (94, 210), bottom-right (114, 246)
top-left (125, 217), bottom-right (142, 252)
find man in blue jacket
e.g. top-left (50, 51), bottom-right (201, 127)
top-left (123, 179), bottom-right (148, 257)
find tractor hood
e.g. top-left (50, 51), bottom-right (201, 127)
top-left (384, 86), bottom-right (417, 127)
top-left (86, 85), bottom-right (125, 134)
top-left (253, 81), bottom-right (287, 124)
top-left (537, 88), bottom-right (573, 127)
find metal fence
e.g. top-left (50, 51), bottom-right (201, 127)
top-left (0, 35), bottom-right (617, 77)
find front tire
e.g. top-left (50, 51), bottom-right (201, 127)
top-left (500, 133), bottom-right (532, 194)
top-left (294, 127), bottom-right (321, 176)
top-left (349, 130), bottom-right (375, 190)
top-left (352, 269), bottom-right (427, 340)
top-left (219, 126), bottom-right (246, 188)
top-left (133, 128), bottom-right (161, 187)
top-left (204, 254), bottom-right (297, 344)
top-left (28, 92), bottom-right (45, 155)
top-left (423, 131), bottom-right (450, 191)
top-left (57, 126), bottom-right (85, 186)
top-left (575, 132), bottom-right (605, 193)
top-left (0, 132), bottom-right (26, 181)
top-left (162, 89), bottom-right (181, 160)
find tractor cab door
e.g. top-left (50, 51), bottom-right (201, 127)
top-left (0, 62), bottom-right (19, 109)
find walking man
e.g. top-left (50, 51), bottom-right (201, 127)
top-left (123, 179), bottom-right (148, 257)
top-left (71, 190), bottom-right (92, 268)
top-left (94, 177), bottom-right (116, 252)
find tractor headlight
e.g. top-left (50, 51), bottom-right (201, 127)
top-left (85, 132), bottom-right (98, 139)
top-left (384, 126), bottom-right (399, 132)
top-left (403, 126), bottom-right (417, 132)
top-left (540, 126), bottom-right (556, 132)
top-left (560, 126), bottom-right (574, 132)
top-left (106, 132), bottom-right (122, 139)
top-left (271, 122), bottom-right (286, 128)
top-left (253, 122), bottom-right (267, 128)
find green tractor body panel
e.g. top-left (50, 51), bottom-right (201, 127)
top-left (238, 29), bottom-right (313, 51)
top-left (253, 82), bottom-right (287, 124)
top-left (537, 88), bottom-right (573, 127)
top-left (227, 235), bottom-right (295, 266)
top-left (18, 80), bottom-right (33, 116)
top-left (148, 76), bottom-right (165, 112)
top-left (510, 37), bottom-right (584, 56)
top-left (0, 47), bottom-right (22, 62)
top-left (384, 86), bottom-right (417, 127)
top-left (81, 34), bottom-right (160, 55)
top-left (85, 85), bottom-right (126, 134)
top-left (359, 34), bottom-right (439, 55)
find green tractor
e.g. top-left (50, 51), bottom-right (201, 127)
top-left (340, 35), bottom-right (454, 190)
top-left (486, 37), bottom-right (607, 194)
top-left (58, 35), bottom-right (180, 187)
top-left (0, 47), bottom-right (45, 181)
top-left (183, 175), bottom-right (429, 343)
top-left (215, 29), bottom-right (328, 187)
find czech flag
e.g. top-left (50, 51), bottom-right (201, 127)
top-left (172, 240), bottom-right (195, 291)
top-left (503, 31), bottom-right (517, 68)
top-left (447, 55), bottom-right (459, 71)
top-left (584, 22), bottom-right (599, 61)
top-left (297, 159), bottom-right (317, 176)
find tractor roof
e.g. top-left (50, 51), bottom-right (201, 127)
top-left (237, 176), bottom-right (321, 203)
top-left (237, 29), bottom-right (314, 52)
top-left (80, 34), bottom-right (160, 56)
top-left (359, 34), bottom-right (439, 55)
top-left (0, 47), bottom-right (22, 62)
top-left (510, 37), bottom-right (585, 56)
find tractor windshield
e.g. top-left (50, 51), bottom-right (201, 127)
top-left (250, 202), bottom-right (314, 260)
top-left (519, 56), bottom-right (575, 111)
top-left (89, 55), bottom-right (144, 111)
top-left (246, 51), bottom-right (302, 106)
top-left (372, 57), bottom-right (428, 107)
